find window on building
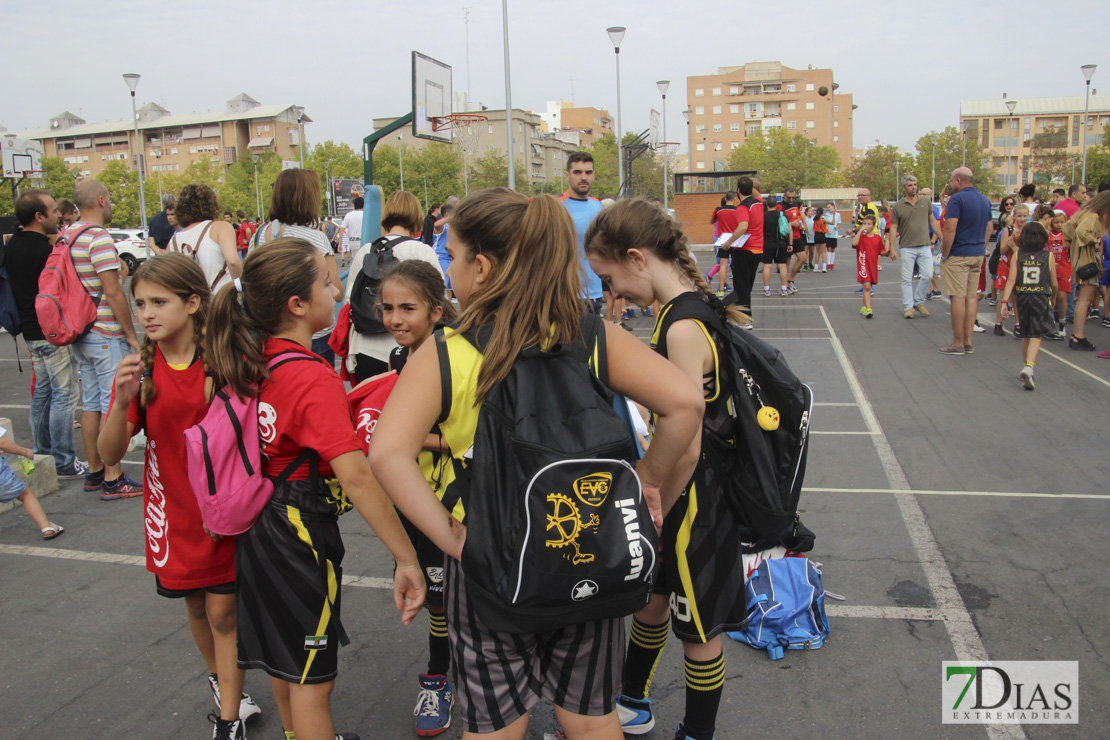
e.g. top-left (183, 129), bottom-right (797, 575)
top-left (730, 142), bottom-right (739, 149)
top-left (834, 121), bottom-right (839, 128)
top-left (787, 102), bottom-right (796, 111)
top-left (786, 84), bottom-right (796, 92)
top-left (729, 86), bottom-right (739, 95)
top-left (712, 105), bottom-right (722, 114)
top-left (995, 119), bottom-right (1004, 130)
top-left (713, 124), bottom-right (722, 132)
top-left (764, 84), bottom-right (781, 94)
top-left (834, 135), bottom-right (839, 143)
top-left (712, 87), bottom-right (721, 96)
top-left (730, 104), bottom-right (740, 114)
top-left (696, 162), bottom-right (705, 170)
top-left (696, 124), bottom-right (707, 133)
top-left (747, 103), bottom-right (759, 114)
top-left (695, 88), bottom-right (704, 97)
top-left (730, 122), bottom-right (740, 131)
top-left (806, 120), bottom-right (816, 129)
top-left (833, 105), bottom-right (839, 112)
top-left (1073, 115), bottom-right (1081, 146)
top-left (805, 102), bottom-right (815, 110)
top-left (695, 106), bottom-right (704, 115)
top-left (746, 124), bottom-right (760, 136)
top-left (787, 121), bottom-right (796, 130)
top-left (696, 143), bottom-right (705, 152)
top-left (806, 83), bottom-right (815, 91)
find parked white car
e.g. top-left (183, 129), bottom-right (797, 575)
top-left (108, 230), bottom-right (148, 273)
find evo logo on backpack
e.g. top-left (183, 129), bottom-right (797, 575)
top-left (36, 224), bottom-right (100, 346)
top-left (448, 313), bottom-right (658, 633)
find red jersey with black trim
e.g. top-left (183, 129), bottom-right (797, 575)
top-left (736, 196), bottom-right (765, 252)
top-left (1048, 231), bottom-right (1071, 277)
top-left (715, 205), bottom-right (741, 237)
top-left (347, 373), bottom-right (400, 456)
top-left (258, 337), bottom-right (361, 479)
top-left (123, 348), bottom-right (234, 590)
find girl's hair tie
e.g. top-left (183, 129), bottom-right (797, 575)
top-left (233, 277), bottom-right (244, 294)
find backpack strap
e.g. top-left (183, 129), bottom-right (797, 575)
top-left (580, 311), bottom-right (608, 386)
top-left (434, 329), bottom-right (452, 425)
top-left (653, 292), bottom-right (726, 359)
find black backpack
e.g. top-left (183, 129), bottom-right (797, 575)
top-left (655, 292), bottom-right (815, 553)
top-left (349, 236), bottom-right (414, 335)
top-left (438, 312), bottom-right (658, 633)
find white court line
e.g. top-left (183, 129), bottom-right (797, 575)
top-left (814, 402), bottom-right (859, 407)
top-left (1038, 347), bottom-right (1110, 389)
top-left (0, 544), bottom-right (950, 621)
top-left (806, 487), bottom-right (1107, 501)
top-left (0, 404), bottom-right (31, 409)
top-left (810, 430), bottom-right (876, 435)
top-left (817, 305), bottom-right (1023, 740)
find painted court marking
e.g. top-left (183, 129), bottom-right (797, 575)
top-left (0, 543), bottom-right (957, 623)
top-left (818, 304), bottom-right (1024, 740)
top-left (805, 487), bottom-right (1106, 501)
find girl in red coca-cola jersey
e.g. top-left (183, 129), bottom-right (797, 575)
top-left (99, 253), bottom-right (258, 738)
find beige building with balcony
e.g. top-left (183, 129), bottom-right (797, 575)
top-left (10, 93), bottom-right (309, 180)
top-left (959, 94), bottom-right (1110, 189)
top-left (374, 108), bottom-right (580, 190)
top-left (685, 62), bottom-right (854, 172)
top-left (540, 102), bottom-right (614, 148)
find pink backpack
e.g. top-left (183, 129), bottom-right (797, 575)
top-left (185, 351), bottom-right (316, 536)
top-left (36, 224), bottom-right (100, 346)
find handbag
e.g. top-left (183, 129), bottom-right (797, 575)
top-left (1076, 261), bottom-right (1099, 281)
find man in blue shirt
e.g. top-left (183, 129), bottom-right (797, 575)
top-left (939, 167), bottom-right (992, 355)
top-left (559, 152), bottom-right (605, 314)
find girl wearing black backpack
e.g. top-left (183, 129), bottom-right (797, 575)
top-left (585, 198), bottom-right (755, 740)
top-left (369, 189), bottom-right (704, 740)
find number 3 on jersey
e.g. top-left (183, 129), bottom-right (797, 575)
top-left (1022, 265), bottom-right (1041, 284)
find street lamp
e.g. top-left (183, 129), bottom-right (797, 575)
top-left (298, 111), bottom-right (306, 168)
top-left (398, 134), bottom-right (405, 190)
top-left (607, 26), bottom-right (626, 198)
top-left (1005, 99), bottom-right (1017, 193)
top-left (1081, 64), bottom-right (1097, 184)
top-left (657, 79), bottom-right (670, 210)
top-left (122, 73), bottom-right (149, 255)
top-left (251, 153), bottom-right (262, 219)
top-left (682, 109), bottom-right (692, 193)
top-left (502, 0), bottom-right (515, 190)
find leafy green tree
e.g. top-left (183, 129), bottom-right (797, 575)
top-left (308, 140), bottom-right (362, 180)
top-left (1085, 142), bottom-right (1110, 189)
top-left (96, 160), bottom-right (142, 227)
top-left (912, 127), bottom-right (1002, 199)
top-left (42, 157), bottom-right (81, 202)
top-left (407, 144), bottom-right (463, 207)
top-left (844, 144), bottom-right (917, 203)
top-left (727, 128), bottom-right (842, 193)
top-left (465, 150), bottom-right (527, 192)
top-left (1022, 127), bottom-right (1071, 200)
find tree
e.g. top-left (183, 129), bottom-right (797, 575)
top-left (406, 144), bottom-right (463, 206)
top-left (465, 150), bottom-right (528, 192)
top-left (42, 157), bottom-right (81, 202)
top-left (844, 144), bottom-right (916, 204)
top-left (912, 127), bottom-right (998, 199)
top-left (1024, 127), bottom-right (1071, 200)
top-left (1084, 142), bottom-right (1110, 189)
top-left (96, 160), bottom-right (142, 227)
top-left (727, 128), bottom-right (842, 193)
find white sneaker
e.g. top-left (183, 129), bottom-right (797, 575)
top-left (208, 674), bottom-right (262, 723)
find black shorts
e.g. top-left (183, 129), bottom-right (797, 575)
top-left (814, 233), bottom-right (826, 245)
top-left (400, 514), bottom-right (445, 608)
top-left (237, 481), bottom-right (350, 685)
top-left (155, 576), bottom-right (236, 599)
top-left (792, 239), bottom-right (807, 254)
top-left (654, 466), bottom-right (751, 644)
top-left (825, 237), bottom-right (838, 250)
top-left (601, 280), bottom-right (610, 294)
top-left (716, 247), bottom-right (731, 260)
top-left (762, 243), bottom-right (789, 264)
top-left (445, 557), bottom-right (623, 733)
top-left (1015, 294), bottom-right (1057, 337)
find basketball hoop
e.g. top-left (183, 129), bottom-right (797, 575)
top-left (654, 141), bottom-right (680, 151)
top-left (435, 113), bottom-right (488, 158)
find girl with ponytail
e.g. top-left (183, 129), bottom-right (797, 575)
top-left (98, 254), bottom-right (260, 737)
top-left (584, 198), bottom-right (752, 740)
top-left (369, 189), bottom-right (704, 738)
top-left (205, 237), bottom-right (425, 740)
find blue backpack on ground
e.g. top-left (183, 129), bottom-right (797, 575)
top-left (728, 557), bottom-right (830, 660)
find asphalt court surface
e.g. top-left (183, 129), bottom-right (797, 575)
top-left (1, 254), bottom-right (1108, 739)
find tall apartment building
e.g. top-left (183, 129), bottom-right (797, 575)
top-left (10, 93), bottom-right (309, 179)
top-left (374, 107), bottom-right (580, 189)
top-left (540, 101), bottom-right (614, 147)
top-left (959, 94), bottom-right (1110, 188)
top-left (685, 62), bottom-right (854, 171)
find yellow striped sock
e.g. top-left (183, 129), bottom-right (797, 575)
top-left (429, 612), bottom-right (448, 639)
top-left (685, 654), bottom-right (725, 692)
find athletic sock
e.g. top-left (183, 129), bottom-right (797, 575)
top-left (1025, 362), bottom-right (1035, 368)
top-left (622, 617), bottom-right (670, 700)
top-left (682, 652), bottom-right (725, 740)
top-left (284, 731), bottom-right (296, 740)
top-left (427, 612), bottom-right (450, 676)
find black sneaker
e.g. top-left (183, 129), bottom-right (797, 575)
top-left (1013, 326), bottom-right (1023, 339)
top-left (83, 469), bottom-right (105, 492)
top-left (1102, 317), bottom-right (1110, 328)
top-left (993, 323), bottom-right (1005, 336)
top-left (209, 714), bottom-right (244, 740)
top-left (57, 460), bottom-right (90, 479)
top-left (1070, 336), bottom-right (1096, 351)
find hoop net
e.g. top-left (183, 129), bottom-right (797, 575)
top-left (435, 113), bottom-right (488, 157)
top-left (653, 142), bottom-right (680, 151)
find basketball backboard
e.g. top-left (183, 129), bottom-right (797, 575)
top-left (1, 138), bottom-right (44, 178)
top-left (412, 52), bottom-right (453, 144)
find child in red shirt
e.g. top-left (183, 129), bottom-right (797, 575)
top-left (204, 238), bottom-right (424, 740)
top-left (1050, 211), bottom-right (1072, 334)
top-left (98, 254), bottom-right (258, 737)
top-left (853, 214), bottom-right (887, 318)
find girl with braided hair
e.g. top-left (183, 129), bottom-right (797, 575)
top-left (98, 253), bottom-right (261, 738)
top-left (585, 198), bottom-right (751, 740)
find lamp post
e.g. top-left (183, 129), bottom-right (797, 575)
top-left (607, 26), bottom-right (626, 198)
top-left (298, 112), bottom-right (306, 168)
top-left (1005, 99), bottom-right (1017, 193)
top-left (122, 73), bottom-right (149, 254)
top-left (502, 0), bottom-right (515, 190)
top-left (398, 134), bottom-right (405, 190)
top-left (682, 109), bottom-right (691, 193)
top-left (252, 153), bottom-right (262, 219)
top-left (931, 133), bottom-right (936, 194)
top-left (657, 79), bottom-right (670, 210)
top-left (961, 121), bottom-right (968, 167)
top-left (1081, 64), bottom-right (1097, 184)
top-left (152, 151), bottom-right (163, 206)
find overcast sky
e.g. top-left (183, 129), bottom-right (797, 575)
top-left (4, 0), bottom-right (1106, 162)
